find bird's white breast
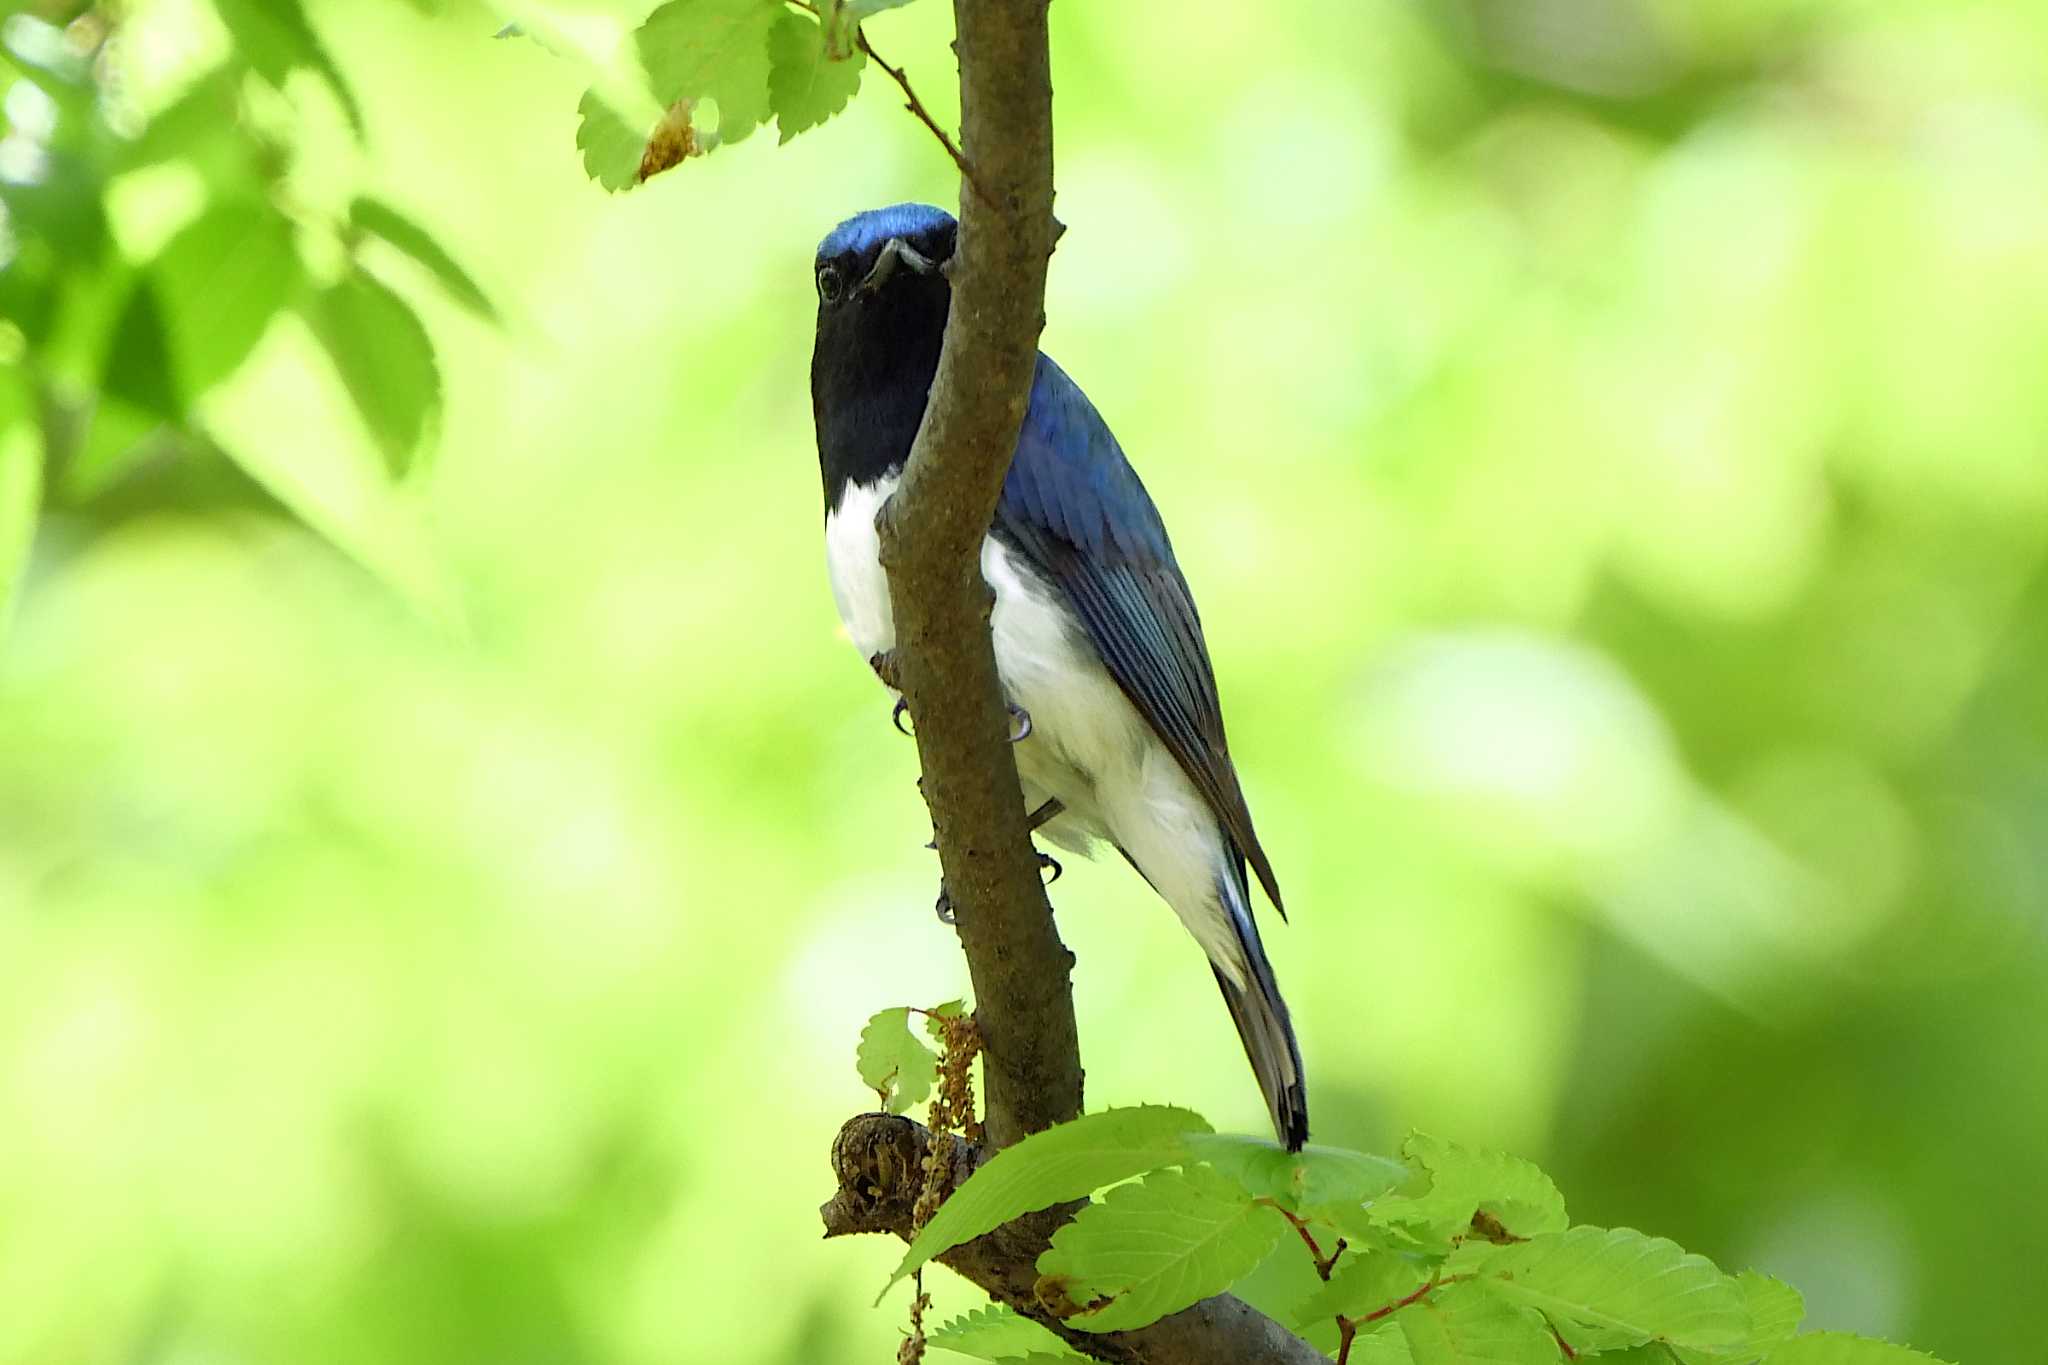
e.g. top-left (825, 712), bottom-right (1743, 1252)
top-left (825, 476), bottom-right (1237, 976)
top-left (825, 475), bottom-right (899, 664)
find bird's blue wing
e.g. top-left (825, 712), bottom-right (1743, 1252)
top-left (995, 355), bottom-right (1284, 915)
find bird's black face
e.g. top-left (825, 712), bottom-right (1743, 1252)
top-left (811, 207), bottom-right (959, 510)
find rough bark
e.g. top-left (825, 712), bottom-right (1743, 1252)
top-left (871, 0), bottom-right (1080, 1149)
top-left (823, 1114), bottom-right (1331, 1365)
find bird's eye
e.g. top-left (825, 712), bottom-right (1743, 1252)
top-left (817, 265), bottom-right (844, 303)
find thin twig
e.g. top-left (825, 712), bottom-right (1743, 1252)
top-left (783, 0), bottom-right (990, 203)
top-left (855, 29), bottom-right (992, 206)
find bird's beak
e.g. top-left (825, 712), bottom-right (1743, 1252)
top-left (858, 237), bottom-right (936, 294)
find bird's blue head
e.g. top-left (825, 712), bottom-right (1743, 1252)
top-left (816, 202), bottom-right (956, 264)
top-left (811, 204), bottom-right (960, 506)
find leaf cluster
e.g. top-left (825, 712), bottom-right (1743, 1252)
top-left (1, 1), bottom-right (495, 628)
top-left (852, 1011), bottom-right (1953, 1365)
top-left (565, 0), bottom-right (916, 191)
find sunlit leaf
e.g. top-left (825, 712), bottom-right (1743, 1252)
top-left (888, 1105), bottom-right (1211, 1294)
top-left (151, 199), bottom-right (301, 399)
top-left (1355, 1134), bottom-right (1567, 1250)
top-left (1761, 1335), bottom-right (1954, 1365)
top-left (1292, 1247), bottom-right (1432, 1327)
top-left (765, 12), bottom-right (862, 144)
top-left (1398, 1282), bottom-right (1559, 1364)
top-left (1037, 1163), bottom-right (1288, 1333)
top-left (349, 198), bottom-right (498, 323)
top-left (635, 0), bottom-right (778, 146)
top-left (1476, 1226), bottom-right (1745, 1354)
top-left (576, 89), bottom-right (647, 192)
top-left (1188, 1132), bottom-right (1408, 1211)
top-left (1672, 1272), bottom-right (1807, 1365)
top-left (855, 1006), bottom-right (937, 1114)
top-left (302, 273), bottom-right (441, 478)
top-left (212, 0), bottom-right (365, 132)
top-left (925, 1304), bottom-right (1078, 1361)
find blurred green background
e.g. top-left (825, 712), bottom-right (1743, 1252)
top-left (3, 0), bottom-right (2044, 1360)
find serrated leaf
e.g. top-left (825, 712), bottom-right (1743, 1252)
top-left (1364, 1134), bottom-right (1567, 1250)
top-left (1293, 1248), bottom-right (1433, 1327)
top-left (856, 1007), bottom-right (937, 1114)
top-left (349, 198), bottom-right (497, 323)
top-left (926, 1304), bottom-right (1077, 1361)
top-left (925, 997), bottom-right (967, 1039)
top-left (636, 0), bottom-right (778, 145)
top-left (1761, 1335), bottom-right (1954, 1365)
top-left (765, 12), bottom-right (862, 143)
top-left (887, 1105), bottom-right (1211, 1295)
top-left (1398, 1283), bottom-right (1559, 1364)
top-left (1673, 1272), bottom-right (1807, 1365)
top-left (1037, 1163), bottom-right (1287, 1333)
top-left (576, 89), bottom-right (647, 192)
top-left (211, 0), bottom-right (364, 132)
top-left (1189, 1133), bottom-right (1408, 1211)
top-left (151, 199), bottom-right (301, 399)
top-left (1477, 1226), bottom-right (1745, 1354)
top-left (303, 274), bottom-right (441, 478)
top-left (1351, 1322), bottom-right (1420, 1364)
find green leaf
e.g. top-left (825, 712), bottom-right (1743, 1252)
top-left (765, 12), bottom-right (862, 144)
top-left (102, 281), bottom-right (180, 420)
top-left (1351, 1322), bottom-right (1420, 1364)
top-left (1360, 1134), bottom-right (1567, 1249)
top-left (887, 1105), bottom-right (1212, 1294)
top-left (636, 0), bottom-right (779, 146)
top-left (924, 998), bottom-right (967, 1040)
top-left (926, 1304), bottom-right (1079, 1362)
top-left (821, 0), bottom-right (918, 57)
top-left (151, 199), bottom-right (301, 400)
top-left (855, 1006), bottom-right (937, 1114)
top-left (1398, 1282), bottom-right (1559, 1364)
top-left (210, 0), bottom-right (364, 133)
top-left (1476, 1226), bottom-right (1746, 1354)
top-left (1761, 1335), bottom-right (1954, 1365)
top-left (1037, 1163), bottom-right (1288, 1333)
top-left (349, 198), bottom-right (498, 323)
top-left (1738, 1273), bottom-right (1806, 1351)
top-left (0, 392), bottom-right (42, 640)
top-left (1292, 1248), bottom-right (1432, 1327)
top-left (303, 273), bottom-right (441, 477)
top-left (576, 89), bottom-right (647, 192)
top-left (1673, 1272), bottom-right (1806, 1365)
top-left (1188, 1133), bottom-right (1408, 1211)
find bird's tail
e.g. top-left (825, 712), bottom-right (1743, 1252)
top-left (1211, 864), bottom-right (1309, 1151)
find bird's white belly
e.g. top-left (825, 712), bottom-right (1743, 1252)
top-left (826, 477), bottom-right (1237, 968)
top-left (825, 477), bottom-right (1132, 851)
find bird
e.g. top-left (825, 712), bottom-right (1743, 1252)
top-left (810, 203), bottom-right (1308, 1150)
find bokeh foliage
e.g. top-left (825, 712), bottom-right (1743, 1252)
top-left (2, 0), bottom-right (2045, 1363)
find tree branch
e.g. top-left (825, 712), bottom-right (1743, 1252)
top-left (823, 1114), bottom-right (1330, 1365)
top-left (870, 0), bottom-right (1078, 1149)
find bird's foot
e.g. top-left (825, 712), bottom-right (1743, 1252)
top-left (891, 695), bottom-right (912, 736)
top-left (867, 649), bottom-right (904, 691)
top-left (930, 800), bottom-right (1065, 924)
top-left (1007, 702), bottom-right (1032, 743)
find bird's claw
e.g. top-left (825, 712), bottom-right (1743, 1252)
top-left (1039, 851), bottom-right (1062, 885)
top-left (891, 696), bottom-right (913, 736)
top-left (1007, 703), bottom-right (1032, 743)
top-left (935, 884), bottom-right (955, 924)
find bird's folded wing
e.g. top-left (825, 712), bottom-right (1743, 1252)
top-left (995, 356), bottom-right (1284, 916)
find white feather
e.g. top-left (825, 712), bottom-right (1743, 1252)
top-left (825, 476), bottom-right (1249, 987)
